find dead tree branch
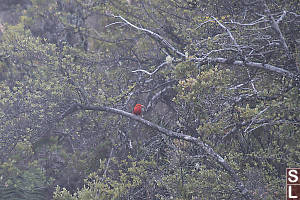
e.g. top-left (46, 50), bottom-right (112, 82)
top-left (263, 2), bottom-right (295, 71)
top-left (112, 15), bottom-right (186, 58)
top-left (212, 16), bottom-right (242, 54)
top-left (195, 57), bottom-right (295, 77)
top-left (132, 61), bottom-right (168, 76)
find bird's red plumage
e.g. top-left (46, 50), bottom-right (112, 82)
top-left (133, 104), bottom-right (144, 115)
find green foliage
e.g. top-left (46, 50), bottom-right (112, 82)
top-left (0, 0), bottom-right (298, 199)
top-left (54, 156), bottom-right (158, 200)
top-left (0, 141), bottom-right (50, 200)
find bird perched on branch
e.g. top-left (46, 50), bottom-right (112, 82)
top-left (133, 104), bottom-right (144, 115)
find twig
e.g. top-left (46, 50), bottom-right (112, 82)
top-left (244, 107), bottom-right (269, 133)
top-left (195, 20), bottom-right (214, 29)
top-left (132, 61), bottom-right (168, 76)
top-left (246, 69), bottom-right (258, 94)
top-left (276, 11), bottom-right (286, 23)
top-left (101, 147), bottom-right (114, 180)
top-left (263, 2), bottom-right (295, 70)
top-left (229, 78), bottom-right (258, 90)
top-left (245, 122), bottom-right (270, 135)
top-left (146, 85), bottom-right (173, 111)
top-left (225, 17), bottom-right (267, 26)
top-left (105, 21), bottom-right (125, 28)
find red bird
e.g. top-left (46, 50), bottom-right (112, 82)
top-left (133, 104), bottom-right (144, 115)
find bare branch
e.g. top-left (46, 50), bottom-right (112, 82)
top-left (212, 16), bottom-right (242, 53)
top-left (225, 17), bottom-right (267, 26)
top-left (201, 48), bottom-right (239, 60)
top-left (105, 21), bottom-right (125, 28)
top-left (276, 11), bottom-right (287, 23)
top-left (246, 69), bottom-right (258, 94)
top-left (245, 122), bottom-right (270, 135)
top-left (195, 20), bottom-right (214, 29)
top-left (112, 15), bottom-right (186, 58)
top-left (287, 11), bottom-right (300, 17)
top-left (222, 121), bottom-right (248, 140)
top-left (244, 107), bottom-right (269, 133)
top-left (229, 78), bottom-right (259, 90)
top-left (263, 2), bottom-right (295, 70)
top-left (132, 61), bottom-right (168, 76)
top-left (131, 69), bottom-right (152, 75)
top-left (146, 85), bottom-right (173, 111)
top-left (101, 146), bottom-right (114, 180)
top-left (222, 126), bottom-right (238, 140)
top-left (195, 57), bottom-right (295, 77)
